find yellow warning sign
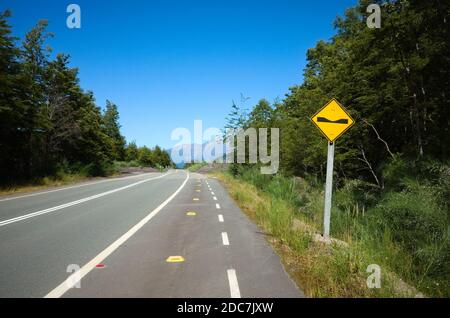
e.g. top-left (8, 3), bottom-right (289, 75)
top-left (311, 98), bottom-right (355, 142)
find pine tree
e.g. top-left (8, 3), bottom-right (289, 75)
top-left (103, 100), bottom-right (126, 161)
top-left (0, 10), bottom-right (23, 181)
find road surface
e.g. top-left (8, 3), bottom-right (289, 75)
top-left (0, 170), bottom-right (303, 298)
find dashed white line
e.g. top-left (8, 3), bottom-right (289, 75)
top-left (216, 203), bottom-right (221, 209)
top-left (211, 192), bottom-right (215, 195)
top-left (213, 196), bottom-right (217, 201)
top-left (218, 214), bottom-right (224, 223)
top-left (45, 172), bottom-right (190, 298)
top-left (222, 232), bottom-right (230, 246)
top-left (227, 269), bottom-right (241, 298)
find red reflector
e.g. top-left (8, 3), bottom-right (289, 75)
top-left (96, 264), bottom-right (105, 268)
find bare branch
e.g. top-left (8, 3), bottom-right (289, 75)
top-left (358, 146), bottom-right (382, 188)
top-left (363, 119), bottom-right (395, 159)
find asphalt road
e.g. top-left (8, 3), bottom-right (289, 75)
top-left (0, 170), bottom-right (303, 298)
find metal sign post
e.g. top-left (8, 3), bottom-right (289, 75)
top-left (310, 98), bottom-right (355, 238)
top-left (323, 141), bottom-right (335, 238)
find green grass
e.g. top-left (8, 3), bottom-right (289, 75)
top-left (213, 165), bottom-right (450, 297)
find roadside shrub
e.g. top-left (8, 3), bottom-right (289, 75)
top-left (266, 175), bottom-right (303, 206)
top-left (381, 156), bottom-right (410, 190)
top-left (335, 179), bottom-right (380, 216)
top-left (228, 163), bottom-right (245, 177)
top-left (240, 166), bottom-right (272, 190)
top-left (372, 186), bottom-right (447, 251)
top-left (419, 160), bottom-right (450, 211)
top-left (51, 160), bottom-right (71, 180)
top-left (113, 161), bottom-right (141, 169)
top-left (81, 161), bottom-right (114, 177)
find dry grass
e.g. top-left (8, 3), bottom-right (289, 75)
top-left (0, 174), bottom-right (103, 196)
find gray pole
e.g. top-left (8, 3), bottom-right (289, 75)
top-left (323, 141), bottom-right (335, 238)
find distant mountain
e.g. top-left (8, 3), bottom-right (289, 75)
top-left (167, 140), bottom-right (228, 168)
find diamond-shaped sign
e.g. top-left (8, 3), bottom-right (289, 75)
top-left (310, 98), bottom-right (355, 142)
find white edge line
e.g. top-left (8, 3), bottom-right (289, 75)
top-left (0, 173), bottom-right (171, 227)
top-left (0, 171), bottom-right (165, 202)
top-left (227, 269), bottom-right (241, 298)
top-left (44, 171), bottom-right (190, 298)
top-left (222, 232), bottom-right (230, 246)
top-left (218, 214), bottom-right (224, 222)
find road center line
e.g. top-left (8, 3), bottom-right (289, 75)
top-left (0, 172), bottom-right (171, 227)
top-left (44, 171), bottom-right (190, 298)
top-left (222, 232), bottom-right (230, 246)
top-left (216, 203), bottom-right (221, 209)
top-left (227, 269), bottom-right (241, 298)
top-left (213, 196), bottom-right (217, 201)
top-left (218, 214), bottom-right (224, 222)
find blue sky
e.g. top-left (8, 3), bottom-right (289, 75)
top-left (3, 0), bottom-right (357, 149)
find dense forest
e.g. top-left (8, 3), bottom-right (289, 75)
top-left (225, 0), bottom-right (450, 296)
top-left (229, 0), bottom-right (449, 178)
top-left (0, 11), bottom-right (172, 185)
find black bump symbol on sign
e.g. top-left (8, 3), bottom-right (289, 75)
top-left (317, 117), bottom-right (349, 124)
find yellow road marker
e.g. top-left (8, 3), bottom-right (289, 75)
top-left (186, 211), bottom-right (197, 216)
top-left (166, 256), bottom-right (185, 263)
top-left (193, 198), bottom-right (199, 201)
top-left (196, 189), bottom-right (201, 192)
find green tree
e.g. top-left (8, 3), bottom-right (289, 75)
top-left (138, 146), bottom-right (154, 166)
top-left (0, 10), bottom-right (24, 181)
top-left (0, 12), bottom-right (140, 181)
top-left (125, 141), bottom-right (139, 162)
top-left (151, 145), bottom-right (172, 168)
top-left (247, 99), bottom-right (273, 128)
top-left (43, 54), bottom-right (82, 167)
top-left (76, 91), bottom-right (113, 166)
top-left (102, 100), bottom-right (126, 161)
